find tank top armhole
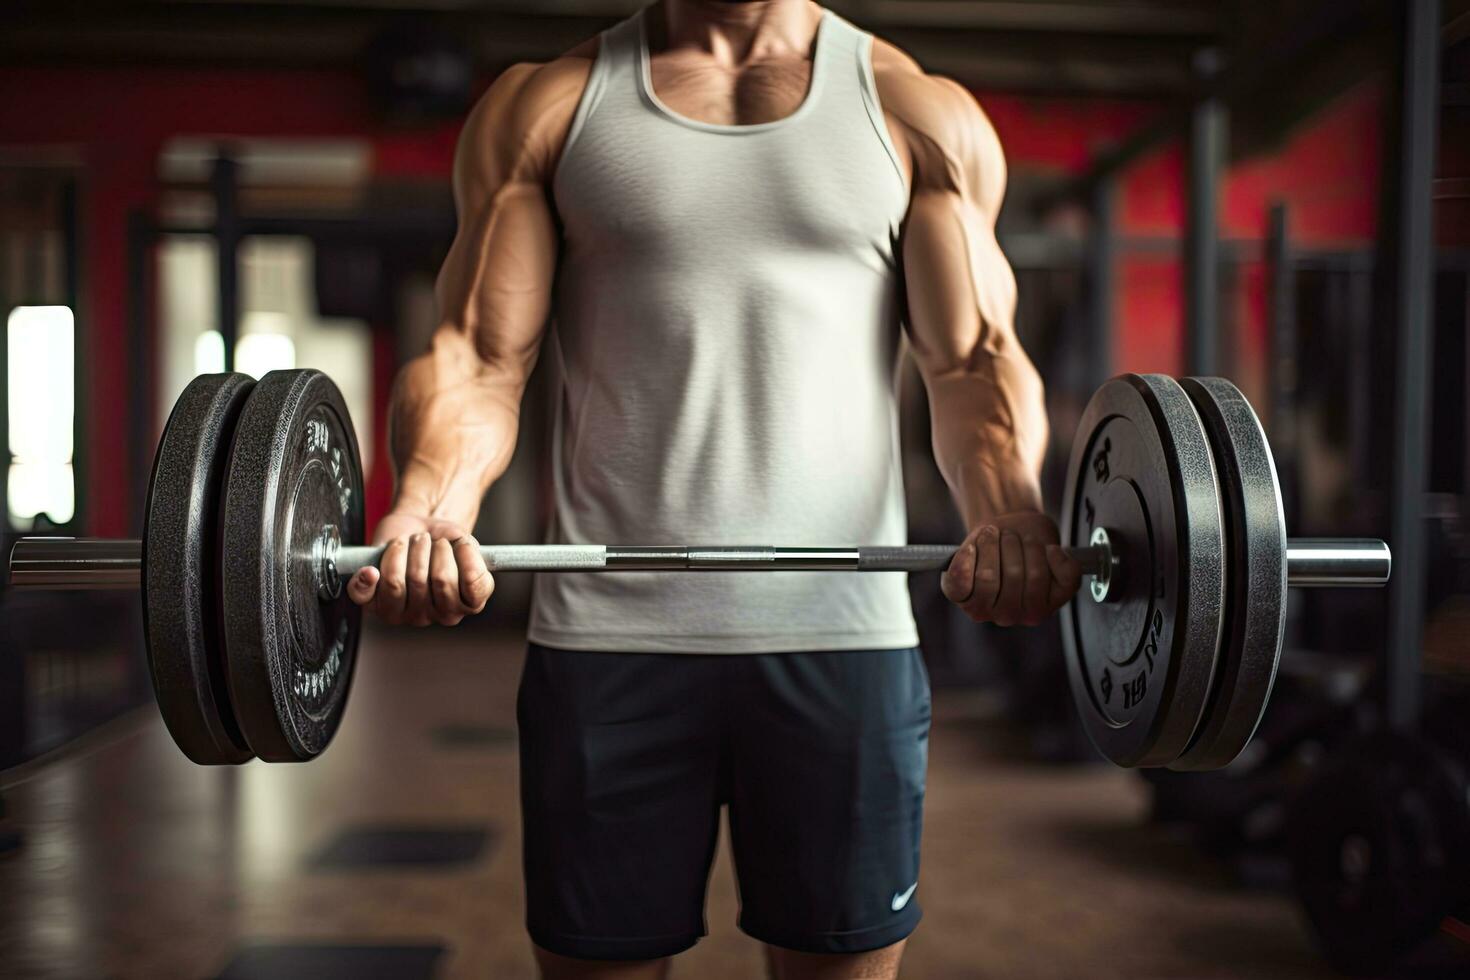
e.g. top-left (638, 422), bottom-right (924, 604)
top-left (552, 34), bottom-right (610, 188)
top-left (857, 34), bottom-right (909, 197)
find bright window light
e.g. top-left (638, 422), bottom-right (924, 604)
top-left (8, 461), bottom-right (74, 525)
top-left (194, 330), bottom-right (226, 375)
top-left (8, 306), bottom-right (75, 525)
top-left (236, 332), bottom-right (296, 379)
top-left (8, 306), bottom-right (74, 463)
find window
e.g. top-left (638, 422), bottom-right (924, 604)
top-left (158, 236), bottom-right (374, 474)
top-left (7, 305), bottom-right (75, 526)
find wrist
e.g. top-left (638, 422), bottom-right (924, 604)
top-left (954, 461), bottom-right (1043, 526)
top-left (389, 470), bottom-right (483, 531)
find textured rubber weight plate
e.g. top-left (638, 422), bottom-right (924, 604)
top-left (1290, 733), bottom-right (1470, 975)
top-left (1171, 378), bottom-right (1287, 771)
top-left (142, 372), bottom-right (257, 765)
top-left (221, 370), bottom-right (364, 762)
top-left (1059, 374), bottom-right (1225, 767)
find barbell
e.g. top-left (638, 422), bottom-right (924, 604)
top-left (7, 369), bottom-right (1389, 770)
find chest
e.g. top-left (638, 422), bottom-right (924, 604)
top-left (647, 51), bottom-right (812, 127)
top-left (556, 124), bottom-right (905, 266)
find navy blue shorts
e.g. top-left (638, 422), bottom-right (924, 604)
top-left (517, 643), bottom-right (931, 961)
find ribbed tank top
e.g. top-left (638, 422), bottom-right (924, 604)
top-left (529, 7), bottom-right (918, 653)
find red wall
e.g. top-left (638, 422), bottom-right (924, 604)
top-left (980, 84), bottom-right (1383, 384)
top-left (0, 67), bottom-right (461, 535)
top-left (0, 67), bottom-right (1384, 535)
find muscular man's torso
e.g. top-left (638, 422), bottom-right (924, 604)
top-left (430, 1), bottom-right (1015, 653)
top-left (530, 6), bottom-right (914, 652)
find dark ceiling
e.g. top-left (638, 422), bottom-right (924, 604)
top-left (3, 0), bottom-right (1467, 141)
top-left (1, 1), bottom-right (1227, 98)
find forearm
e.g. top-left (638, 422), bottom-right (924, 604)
top-left (387, 327), bottom-right (528, 529)
top-left (927, 350), bottom-right (1048, 526)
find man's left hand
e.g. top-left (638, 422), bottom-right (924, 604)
top-left (941, 511), bottom-right (1081, 626)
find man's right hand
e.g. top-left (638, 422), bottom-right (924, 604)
top-left (941, 511), bottom-right (1080, 627)
top-left (346, 512), bottom-right (494, 627)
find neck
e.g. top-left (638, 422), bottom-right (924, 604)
top-left (655, 0), bottom-right (821, 64)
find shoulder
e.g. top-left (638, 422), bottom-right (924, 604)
top-left (456, 38), bottom-right (599, 182)
top-left (868, 37), bottom-right (1005, 201)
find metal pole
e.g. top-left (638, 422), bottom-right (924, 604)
top-left (1185, 49), bottom-right (1226, 376)
top-left (1382, 0), bottom-right (1440, 729)
top-left (1265, 203), bottom-right (1297, 508)
top-left (8, 538), bottom-right (141, 589)
top-left (9, 536), bottom-right (1391, 590)
top-left (1284, 539), bottom-right (1393, 587)
top-left (126, 210), bottom-right (153, 533)
top-left (212, 153), bottom-right (240, 374)
top-left (62, 176), bottom-right (84, 535)
top-left (1087, 177), bottom-right (1117, 388)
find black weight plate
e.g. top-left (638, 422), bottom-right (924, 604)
top-left (1171, 378), bottom-right (1288, 771)
top-left (1059, 374), bottom-right (1225, 767)
top-left (142, 372), bottom-right (256, 765)
top-left (1290, 733), bottom-right (1470, 975)
top-left (221, 369), bottom-right (364, 762)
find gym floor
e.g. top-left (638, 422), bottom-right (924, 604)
top-left (0, 625), bottom-right (1339, 980)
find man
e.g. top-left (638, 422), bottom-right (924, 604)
top-left (348, 1), bottom-right (1081, 977)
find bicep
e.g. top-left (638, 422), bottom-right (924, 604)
top-left (434, 176), bottom-right (558, 373)
top-left (901, 183), bottom-right (1017, 378)
top-left (897, 81), bottom-right (1019, 377)
top-left (433, 66), bottom-right (560, 376)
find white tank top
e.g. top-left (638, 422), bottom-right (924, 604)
top-left (529, 7), bottom-right (919, 653)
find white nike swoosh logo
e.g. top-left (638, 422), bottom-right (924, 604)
top-left (890, 882), bottom-right (918, 911)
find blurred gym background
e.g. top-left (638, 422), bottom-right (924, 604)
top-left (1, 1), bottom-right (1467, 977)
